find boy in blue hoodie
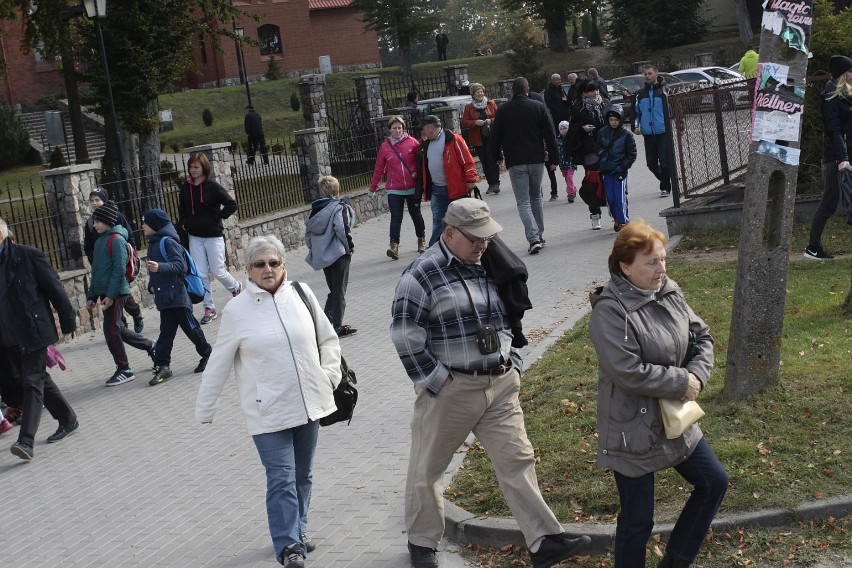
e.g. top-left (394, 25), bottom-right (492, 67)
top-left (87, 201), bottom-right (155, 386)
top-left (142, 209), bottom-right (212, 386)
top-left (305, 175), bottom-right (356, 338)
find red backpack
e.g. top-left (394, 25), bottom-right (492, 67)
top-left (107, 234), bottom-right (141, 283)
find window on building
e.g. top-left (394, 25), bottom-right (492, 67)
top-left (257, 24), bottom-right (282, 56)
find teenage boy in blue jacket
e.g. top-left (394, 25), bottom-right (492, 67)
top-left (597, 105), bottom-right (637, 232)
top-left (143, 209), bottom-right (212, 386)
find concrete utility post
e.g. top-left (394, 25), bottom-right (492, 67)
top-left (724, 0), bottom-right (813, 399)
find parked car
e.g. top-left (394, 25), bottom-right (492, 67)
top-left (671, 67), bottom-right (751, 109)
top-left (606, 79), bottom-right (636, 123)
top-left (612, 72), bottom-right (688, 95)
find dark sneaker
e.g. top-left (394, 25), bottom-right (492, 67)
top-left (336, 325), bottom-right (357, 338)
top-left (10, 441), bottom-right (33, 461)
top-left (149, 366), bottom-right (173, 386)
top-left (46, 419), bottom-right (79, 443)
top-left (529, 533), bottom-right (591, 568)
top-left (567, 196), bottom-right (575, 203)
top-left (485, 185), bottom-right (500, 195)
top-left (133, 317), bottom-right (144, 334)
top-left (302, 533), bottom-right (316, 553)
top-left (195, 352), bottom-right (211, 373)
top-left (660, 189), bottom-right (671, 198)
top-left (200, 308), bottom-right (217, 325)
top-left (105, 368), bottom-right (135, 387)
top-left (804, 246), bottom-right (834, 260)
top-left (549, 194), bottom-right (558, 201)
top-left (528, 241), bottom-right (542, 255)
top-left (408, 542), bottom-right (439, 568)
top-left (281, 545), bottom-right (305, 568)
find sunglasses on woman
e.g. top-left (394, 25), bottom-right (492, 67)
top-left (251, 259), bottom-right (283, 269)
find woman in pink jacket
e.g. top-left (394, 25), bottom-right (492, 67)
top-left (369, 115), bottom-right (426, 260)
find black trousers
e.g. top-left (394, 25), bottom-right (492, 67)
top-left (323, 254), bottom-right (351, 330)
top-left (808, 162), bottom-right (841, 249)
top-left (153, 307), bottom-right (211, 367)
top-left (1, 345), bottom-right (75, 446)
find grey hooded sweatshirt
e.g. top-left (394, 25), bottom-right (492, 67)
top-left (305, 196), bottom-right (355, 270)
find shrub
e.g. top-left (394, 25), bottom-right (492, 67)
top-left (49, 146), bottom-right (67, 169)
top-left (202, 108), bottom-right (213, 127)
top-left (183, 140), bottom-right (196, 149)
top-left (160, 159), bottom-right (175, 173)
top-left (265, 56), bottom-right (282, 81)
top-left (0, 103), bottom-right (31, 171)
top-left (505, 27), bottom-right (547, 91)
top-left (170, 142), bottom-right (180, 153)
top-left (289, 92), bottom-right (301, 112)
top-left (271, 142), bottom-right (284, 154)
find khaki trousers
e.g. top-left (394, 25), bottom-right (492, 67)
top-left (405, 368), bottom-right (562, 549)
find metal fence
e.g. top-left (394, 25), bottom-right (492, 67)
top-left (380, 70), bottom-right (457, 110)
top-left (1, 177), bottom-right (70, 269)
top-left (667, 79), bottom-right (755, 197)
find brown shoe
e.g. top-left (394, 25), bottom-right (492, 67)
top-left (387, 241), bottom-right (399, 260)
top-left (417, 237), bottom-right (427, 254)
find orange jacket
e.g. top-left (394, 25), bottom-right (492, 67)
top-left (419, 129), bottom-right (478, 201)
top-left (462, 100), bottom-right (497, 148)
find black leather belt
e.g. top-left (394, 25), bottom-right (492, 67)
top-left (449, 363), bottom-right (513, 376)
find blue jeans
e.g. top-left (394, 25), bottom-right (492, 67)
top-left (508, 164), bottom-right (545, 244)
top-left (252, 420), bottom-right (320, 560)
top-left (429, 185), bottom-right (449, 246)
top-left (613, 437), bottom-right (728, 567)
top-left (387, 192), bottom-right (426, 244)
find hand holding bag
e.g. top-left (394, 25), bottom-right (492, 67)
top-left (659, 330), bottom-right (703, 439)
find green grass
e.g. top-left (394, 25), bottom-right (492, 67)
top-left (449, 218), bottom-right (852, 567)
top-left (0, 164), bottom-right (45, 193)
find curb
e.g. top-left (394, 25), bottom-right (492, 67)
top-left (443, 234), bottom-right (850, 555)
top-left (444, 495), bottom-right (852, 555)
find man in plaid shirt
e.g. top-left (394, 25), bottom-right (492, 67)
top-left (391, 199), bottom-right (589, 568)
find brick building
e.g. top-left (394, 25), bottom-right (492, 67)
top-left (187, 0), bottom-right (380, 88)
top-left (0, 0), bottom-right (379, 106)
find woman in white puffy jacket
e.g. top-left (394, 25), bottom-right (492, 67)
top-left (196, 235), bottom-right (341, 568)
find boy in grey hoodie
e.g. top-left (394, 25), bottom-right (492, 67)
top-left (305, 175), bottom-right (356, 337)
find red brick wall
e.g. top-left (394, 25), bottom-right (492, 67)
top-left (1, 22), bottom-right (67, 107)
top-left (308, 9), bottom-right (380, 67)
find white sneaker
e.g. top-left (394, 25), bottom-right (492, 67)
top-left (591, 214), bottom-right (602, 230)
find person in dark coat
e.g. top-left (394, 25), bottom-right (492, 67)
top-left (143, 209), bottom-right (212, 386)
top-left (0, 217), bottom-right (79, 461)
top-left (244, 106), bottom-right (269, 166)
top-left (805, 55), bottom-right (852, 260)
top-left (83, 187), bottom-right (144, 333)
top-left (435, 29), bottom-right (449, 61)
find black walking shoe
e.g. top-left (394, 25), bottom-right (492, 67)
top-left (46, 419), bottom-right (79, 443)
top-left (133, 316), bottom-right (144, 333)
top-left (281, 544), bottom-right (305, 568)
top-left (302, 533), bottom-right (316, 553)
top-left (408, 542), bottom-right (439, 568)
top-left (804, 246), bottom-right (834, 260)
top-left (149, 366), bottom-right (173, 386)
top-left (336, 325), bottom-right (357, 338)
top-left (529, 533), bottom-right (591, 568)
top-left (10, 441), bottom-right (33, 461)
top-left (105, 368), bottom-right (135, 387)
top-left (195, 352), bottom-right (211, 373)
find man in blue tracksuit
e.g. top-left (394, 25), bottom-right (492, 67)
top-left (634, 65), bottom-right (672, 198)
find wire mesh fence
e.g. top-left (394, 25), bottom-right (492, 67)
top-left (1, 177), bottom-right (70, 269)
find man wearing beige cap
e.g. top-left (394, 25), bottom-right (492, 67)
top-left (391, 198), bottom-right (589, 568)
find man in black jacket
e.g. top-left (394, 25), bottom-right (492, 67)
top-left (491, 77), bottom-right (559, 255)
top-left (244, 106), bottom-right (269, 166)
top-left (0, 218), bottom-right (79, 461)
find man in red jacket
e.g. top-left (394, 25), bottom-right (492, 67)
top-left (419, 115), bottom-right (478, 246)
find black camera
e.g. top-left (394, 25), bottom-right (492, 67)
top-left (476, 323), bottom-right (500, 355)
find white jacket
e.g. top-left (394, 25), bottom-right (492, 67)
top-left (196, 279), bottom-right (341, 435)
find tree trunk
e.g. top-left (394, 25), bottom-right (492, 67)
top-left (546, 17), bottom-right (570, 52)
top-left (398, 36), bottom-right (413, 76)
top-left (138, 99), bottom-right (163, 216)
top-left (733, 0), bottom-right (754, 45)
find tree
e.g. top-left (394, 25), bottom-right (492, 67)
top-left (607, 0), bottom-right (709, 54)
top-left (500, 0), bottom-right (585, 53)
top-left (0, 102), bottom-right (30, 170)
top-left (1, 0), bottom-right (245, 202)
top-left (349, 0), bottom-right (439, 75)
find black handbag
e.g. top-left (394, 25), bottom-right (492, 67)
top-left (292, 282), bottom-right (358, 426)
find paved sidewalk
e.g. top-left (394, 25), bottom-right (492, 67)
top-left (0, 139), bottom-right (673, 567)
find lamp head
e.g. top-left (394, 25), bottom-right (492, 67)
top-left (82, 0), bottom-right (107, 18)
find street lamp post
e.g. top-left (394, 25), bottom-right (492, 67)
top-left (83, 0), bottom-right (130, 203)
top-left (233, 26), bottom-right (252, 108)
